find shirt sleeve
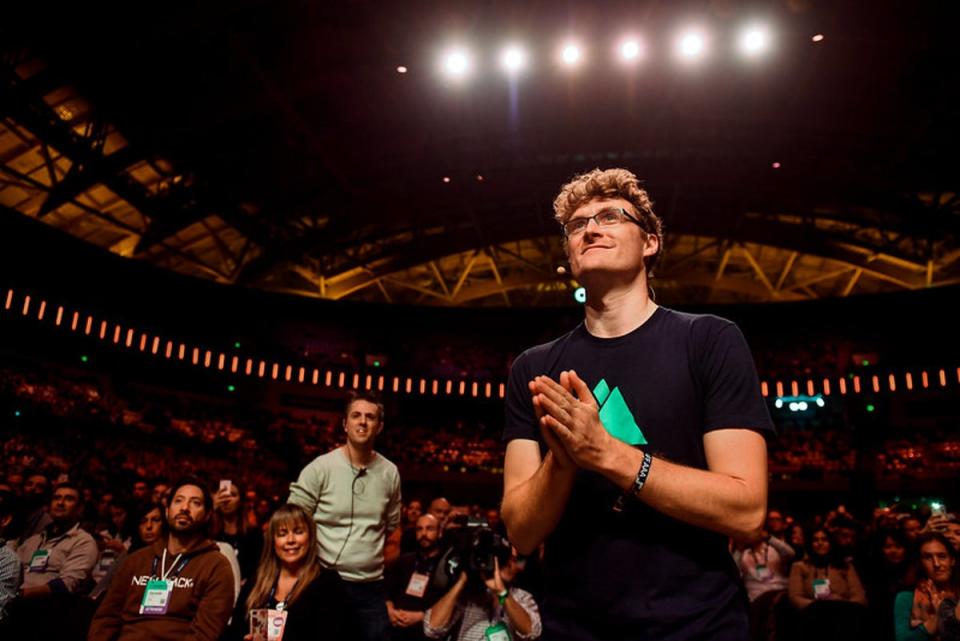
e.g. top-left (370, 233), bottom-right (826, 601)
top-left (503, 351), bottom-right (540, 445)
top-left (423, 603), bottom-right (464, 639)
top-left (287, 459), bottom-right (324, 512)
top-left (88, 553), bottom-right (137, 641)
top-left (893, 591), bottom-right (933, 641)
top-left (509, 587), bottom-right (543, 640)
top-left (187, 555), bottom-right (236, 641)
top-left (695, 320), bottom-right (775, 436)
top-left (385, 468), bottom-right (402, 534)
top-left (55, 532), bottom-right (98, 593)
top-left (0, 549), bottom-right (19, 622)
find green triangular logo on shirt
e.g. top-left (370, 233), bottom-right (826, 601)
top-left (593, 379), bottom-right (647, 446)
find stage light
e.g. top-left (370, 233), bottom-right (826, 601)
top-left (560, 43), bottom-right (582, 66)
top-left (441, 48), bottom-right (472, 78)
top-left (739, 25), bottom-right (770, 56)
top-left (812, 34), bottom-right (825, 43)
top-left (227, 385), bottom-right (236, 392)
top-left (677, 30), bottom-right (707, 61)
top-left (500, 45), bottom-right (528, 73)
top-left (397, 65), bottom-right (408, 74)
top-left (866, 404), bottom-right (875, 412)
top-left (772, 161), bottom-right (781, 169)
top-left (442, 176), bottom-right (451, 184)
top-left (774, 398), bottom-right (783, 408)
top-left (81, 355), bottom-right (89, 363)
top-left (618, 38), bottom-right (643, 62)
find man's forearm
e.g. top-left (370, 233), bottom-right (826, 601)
top-left (503, 594), bottom-right (533, 635)
top-left (599, 444), bottom-right (765, 540)
top-left (502, 452), bottom-right (575, 555)
top-left (427, 575), bottom-right (466, 631)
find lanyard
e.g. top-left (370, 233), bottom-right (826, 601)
top-left (150, 550), bottom-right (189, 581)
top-left (268, 574), bottom-right (299, 611)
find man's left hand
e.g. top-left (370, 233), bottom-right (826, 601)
top-left (483, 557), bottom-right (506, 594)
top-left (531, 370), bottom-right (619, 472)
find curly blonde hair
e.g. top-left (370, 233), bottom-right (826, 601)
top-left (553, 168), bottom-right (664, 275)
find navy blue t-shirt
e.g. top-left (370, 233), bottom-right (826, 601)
top-left (503, 307), bottom-right (775, 641)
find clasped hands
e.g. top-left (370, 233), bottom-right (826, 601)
top-left (528, 370), bottom-right (620, 473)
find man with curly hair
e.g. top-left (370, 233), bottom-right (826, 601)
top-left (501, 168), bottom-right (774, 640)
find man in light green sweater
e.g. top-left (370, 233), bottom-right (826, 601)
top-left (288, 391), bottom-right (402, 641)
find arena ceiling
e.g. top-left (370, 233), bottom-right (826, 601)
top-left (1, 1), bottom-right (958, 307)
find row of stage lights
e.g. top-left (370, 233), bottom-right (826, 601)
top-left (4, 287), bottom-right (958, 403)
top-left (418, 24), bottom-right (821, 80)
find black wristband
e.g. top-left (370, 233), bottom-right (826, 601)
top-left (612, 452), bottom-right (653, 512)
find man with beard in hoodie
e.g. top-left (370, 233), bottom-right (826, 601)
top-left (88, 477), bottom-right (235, 641)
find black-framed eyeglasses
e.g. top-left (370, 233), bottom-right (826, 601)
top-left (561, 207), bottom-right (646, 238)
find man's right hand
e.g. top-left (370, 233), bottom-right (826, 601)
top-left (529, 379), bottom-right (574, 470)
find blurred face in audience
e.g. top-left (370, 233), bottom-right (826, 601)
top-left (415, 514), bottom-right (441, 552)
top-left (810, 530), bottom-right (831, 557)
top-left (789, 524), bottom-right (805, 548)
top-left (167, 484), bottom-right (209, 537)
top-left (110, 504), bottom-right (127, 531)
top-left (903, 518), bottom-right (922, 541)
top-left (343, 399), bottom-right (383, 450)
top-left (405, 500), bottom-right (423, 526)
top-left (944, 523), bottom-right (960, 552)
top-left (132, 481), bottom-right (149, 501)
top-left (766, 511), bottom-right (785, 536)
top-left (139, 507), bottom-right (163, 545)
top-left (834, 526), bottom-right (856, 549)
top-left (486, 508), bottom-right (501, 529)
top-left (217, 484), bottom-right (241, 515)
top-left (920, 539), bottom-right (955, 587)
top-left (49, 486), bottom-right (82, 525)
top-left (428, 498), bottom-right (451, 525)
top-left (98, 493), bottom-right (114, 517)
top-left (7, 474), bottom-right (23, 492)
top-left (882, 535), bottom-right (906, 565)
top-left (152, 483), bottom-right (170, 505)
top-left (274, 516), bottom-right (310, 569)
top-left (24, 474), bottom-right (48, 497)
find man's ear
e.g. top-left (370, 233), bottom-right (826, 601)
top-left (643, 233), bottom-right (660, 258)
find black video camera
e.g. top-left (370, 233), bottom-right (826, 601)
top-left (431, 517), bottom-right (511, 593)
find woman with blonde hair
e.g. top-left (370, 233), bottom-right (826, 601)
top-left (225, 504), bottom-right (352, 641)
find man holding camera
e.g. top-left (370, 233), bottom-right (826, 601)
top-left (424, 552), bottom-right (541, 641)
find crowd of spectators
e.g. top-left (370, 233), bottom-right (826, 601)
top-left (6, 363), bottom-right (960, 482)
top-left (2, 358), bottom-right (960, 640)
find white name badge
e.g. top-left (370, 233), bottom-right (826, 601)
top-left (250, 608), bottom-right (288, 641)
top-left (813, 578), bottom-right (831, 599)
top-left (405, 572), bottom-right (430, 598)
top-left (29, 549), bottom-right (50, 572)
top-left (140, 579), bottom-right (173, 615)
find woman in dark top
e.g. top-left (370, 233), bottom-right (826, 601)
top-left (893, 532), bottom-right (960, 641)
top-left (224, 504), bottom-right (352, 641)
top-left (864, 528), bottom-right (917, 641)
top-left (211, 481), bottom-right (263, 582)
